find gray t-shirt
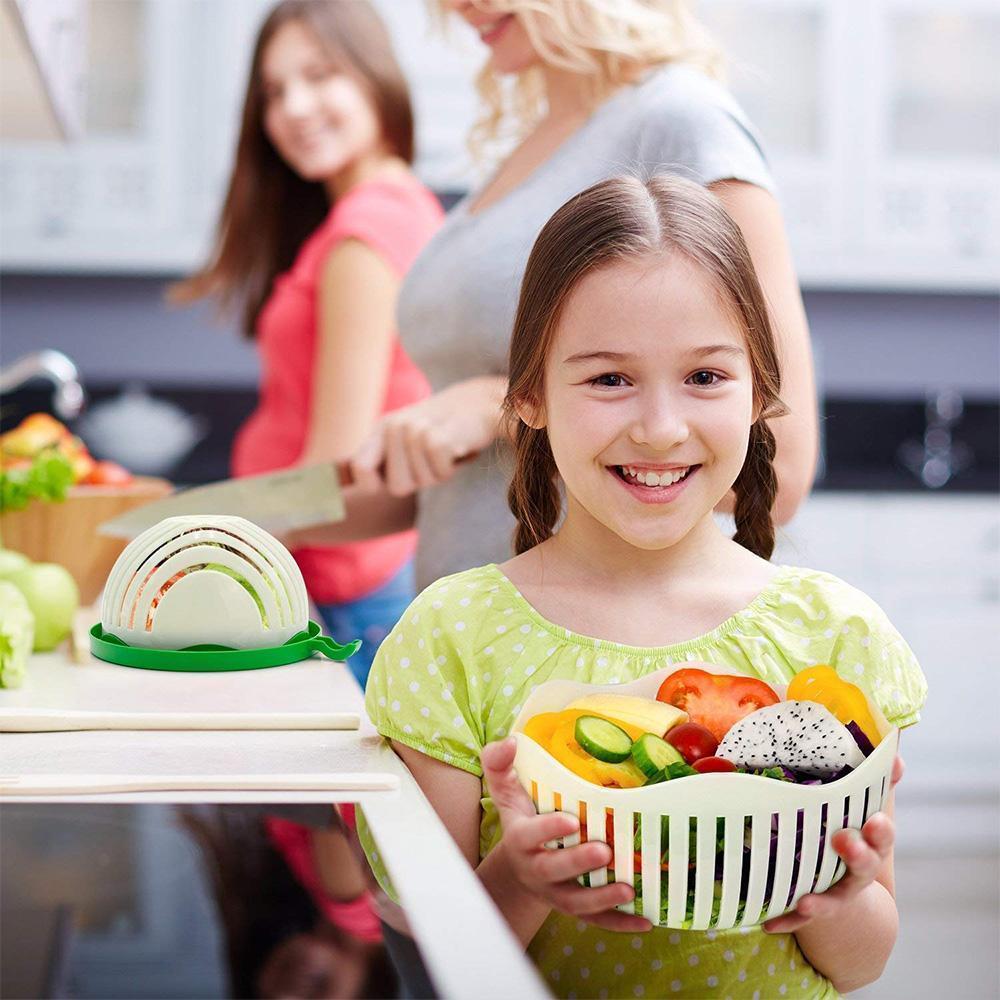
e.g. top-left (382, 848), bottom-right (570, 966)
top-left (399, 64), bottom-right (775, 589)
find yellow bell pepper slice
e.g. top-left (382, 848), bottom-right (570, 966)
top-left (522, 709), bottom-right (648, 788)
top-left (549, 718), bottom-right (647, 788)
top-left (787, 665), bottom-right (881, 745)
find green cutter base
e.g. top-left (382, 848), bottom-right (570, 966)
top-left (89, 621), bottom-right (361, 672)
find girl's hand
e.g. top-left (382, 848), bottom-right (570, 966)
top-left (481, 738), bottom-right (652, 933)
top-left (349, 377), bottom-right (505, 497)
top-left (761, 753), bottom-right (904, 935)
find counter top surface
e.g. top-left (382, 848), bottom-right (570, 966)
top-left (0, 649), bottom-right (549, 998)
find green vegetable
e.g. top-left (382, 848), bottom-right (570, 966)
top-left (0, 449), bottom-right (74, 513)
top-left (645, 760), bottom-right (700, 784)
top-left (0, 549), bottom-right (31, 580)
top-left (631, 733), bottom-right (684, 778)
top-left (8, 562), bottom-right (78, 651)
top-left (574, 715), bottom-right (633, 763)
top-left (203, 563), bottom-right (269, 627)
top-left (0, 580), bottom-right (34, 688)
top-left (738, 766), bottom-right (794, 781)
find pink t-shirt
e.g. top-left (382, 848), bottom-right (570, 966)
top-left (232, 176), bottom-right (443, 604)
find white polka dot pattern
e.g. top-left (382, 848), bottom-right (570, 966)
top-left (359, 563), bottom-right (926, 999)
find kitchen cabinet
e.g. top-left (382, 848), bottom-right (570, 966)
top-left (1, 0), bottom-right (997, 290)
top-left (771, 492), bottom-right (999, 853)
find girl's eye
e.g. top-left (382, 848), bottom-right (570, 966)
top-left (305, 64), bottom-right (334, 83)
top-left (687, 370), bottom-right (725, 387)
top-left (589, 373), bottom-right (629, 388)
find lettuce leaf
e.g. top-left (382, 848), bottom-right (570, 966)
top-left (0, 450), bottom-right (74, 513)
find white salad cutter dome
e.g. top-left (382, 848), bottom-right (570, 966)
top-left (91, 515), bottom-right (359, 671)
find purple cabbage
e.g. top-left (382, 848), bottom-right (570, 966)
top-left (846, 721), bottom-right (876, 757)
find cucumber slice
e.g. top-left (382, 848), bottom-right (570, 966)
top-left (574, 716), bottom-right (633, 763)
top-left (631, 733), bottom-right (685, 778)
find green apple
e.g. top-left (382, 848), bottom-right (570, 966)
top-left (0, 548), bottom-right (31, 581)
top-left (8, 562), bottom-right (79, 651)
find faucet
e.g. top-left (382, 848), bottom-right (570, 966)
top-left (0, 350), bottom-right (86, 420)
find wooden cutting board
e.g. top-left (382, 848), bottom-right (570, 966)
top-left (0, 646), bottom-right (362, 732)
top-left (0, 476), bottom-right (173, 604)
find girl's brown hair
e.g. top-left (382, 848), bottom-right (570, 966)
top-left (504, 174), bottom-right (786, 560)
top-left (170, 1), bottom-right (413, 338)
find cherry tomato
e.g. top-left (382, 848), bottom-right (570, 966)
top-left (657, 668), bottom-right (780, 743)
top-left (664, 722), bottom-right (719, 764)
top-left (692, 756), bottom-right (738, 774)
top-left (84, 460), bottom-right (134, 486)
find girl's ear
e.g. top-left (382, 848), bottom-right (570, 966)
top-left (514, 395), bottom-right (546, 431)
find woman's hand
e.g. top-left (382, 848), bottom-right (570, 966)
top-left (481, 738), bottom-right (652, 933)
top-left (761, 754), bottom-right (904, 935)
top-left (349, 376), bottom-right (506, 497)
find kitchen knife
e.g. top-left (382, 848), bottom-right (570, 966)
top-left (98, 463), bottom-right (344, 539)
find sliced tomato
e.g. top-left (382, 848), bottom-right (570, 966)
top-left (656, 668), bottom-right (779, 743)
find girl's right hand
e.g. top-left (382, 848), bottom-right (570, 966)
top-left (481, 738), bottom-right (653, 933)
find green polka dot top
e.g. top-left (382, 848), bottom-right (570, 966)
top-left (358, 563), bottom-right (927, 1000)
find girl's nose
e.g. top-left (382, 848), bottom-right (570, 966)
top-left (628, 394), bottom-right (690, 450)
top-left (279, 78), bottom-right (316, 118)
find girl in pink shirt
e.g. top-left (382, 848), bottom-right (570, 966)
top-left (174, 0), bottom-right (443, 689)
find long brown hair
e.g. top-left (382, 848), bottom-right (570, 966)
top-left (504, 174), bottom-right (786, 560)
top-left (170, 1), bottom-right (413, 338)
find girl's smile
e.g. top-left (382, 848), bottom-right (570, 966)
top-left (609, 462), bottom-right (701, 503)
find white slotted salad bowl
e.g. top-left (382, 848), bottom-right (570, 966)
top-left (511, 663), bottom-right (897, 931)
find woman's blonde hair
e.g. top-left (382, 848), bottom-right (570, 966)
top-left (439, 0), bottom-right (724, 159)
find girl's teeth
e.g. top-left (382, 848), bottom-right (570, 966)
top-left (620, 466), bottom-right (690, 487)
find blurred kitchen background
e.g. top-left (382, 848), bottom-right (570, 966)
top-left (1, 1), bottom-right (997, 998)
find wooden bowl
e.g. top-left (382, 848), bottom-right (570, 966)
top-left (0, 477), bottom-right (173, 605)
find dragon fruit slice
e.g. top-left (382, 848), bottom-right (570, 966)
top-left (717, 701), bottom-right (865, 778)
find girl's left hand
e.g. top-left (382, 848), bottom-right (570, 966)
top-left (761, 753), bottom-right (904, 934)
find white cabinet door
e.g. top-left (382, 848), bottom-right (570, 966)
top-left (775, 492), bottom-right (999, 852)
top-left (856, 0), bottom-right (1000, 290)
top-left (2, 0), bottom-right (998, 287)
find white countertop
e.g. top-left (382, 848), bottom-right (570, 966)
top-left (0, 648), bottom-right (549, 999)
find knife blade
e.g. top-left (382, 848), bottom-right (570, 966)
top-left (98, 464), bottom-right (345, 539)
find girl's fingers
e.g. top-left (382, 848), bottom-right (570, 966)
top-left (507, 811), bottom-right (581, 853)
top-left (891, 754), bottom-right (905, 787)
top-left (763, 909), bottom-right (813, 934)
top-left (765, 819), bottom-right (896, 933)
top-left (480, 739), bottom-right (539, 823)
top-left (530, 841), bottom-right (612, 884)
top-left (546, 879), bottom-right (637, 917)
top-left (860, 812), bottom-right (895, 855)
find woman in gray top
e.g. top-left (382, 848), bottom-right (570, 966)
top-left (294, 0), bottom-right (818, 589)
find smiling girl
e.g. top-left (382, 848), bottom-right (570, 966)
top-left (358, 176), bottom-right (927, 998)
top-left (174, 1), bottom-right (443, 688)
